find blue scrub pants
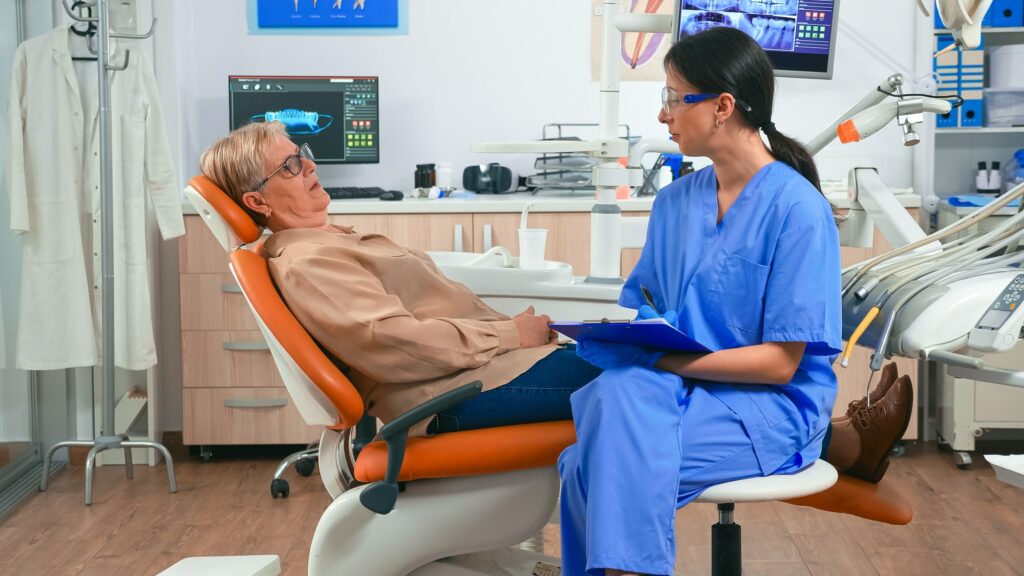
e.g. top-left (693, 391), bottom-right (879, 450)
top-left (557, 366), bottom-right (806, 576)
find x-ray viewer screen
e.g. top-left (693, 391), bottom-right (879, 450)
top-left (674, 0), bottom-right (839, 79)
top-left (229, 76), bottom-right (379, 164)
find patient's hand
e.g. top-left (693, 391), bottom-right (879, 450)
top-left (513, 306), bottom-right (553, 348)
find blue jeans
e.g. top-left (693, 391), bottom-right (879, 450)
top-left (427, 347), bottom-right (602, 434)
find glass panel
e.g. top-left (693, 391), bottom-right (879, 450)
top-left (0, 0), bottom-right (38, 489)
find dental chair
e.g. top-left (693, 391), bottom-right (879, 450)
top-left (182, 175), bottom-right (914, 576)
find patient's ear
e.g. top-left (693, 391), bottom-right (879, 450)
top-left (241, 191), bottom-right (270, 215)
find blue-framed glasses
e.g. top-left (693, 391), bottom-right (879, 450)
top-left (660, 86), bottom-right (752, 115)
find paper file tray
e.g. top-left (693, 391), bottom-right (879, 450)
top-left (551, 318), bottom-right (711, 353)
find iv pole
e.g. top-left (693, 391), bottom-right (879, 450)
top-left (40, 0), bottom-right (176, 507)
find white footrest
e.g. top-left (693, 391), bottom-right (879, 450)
top-left (157, 555), bottom-right (281, 576)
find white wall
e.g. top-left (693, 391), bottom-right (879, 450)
top-left (154, 0), bottom-right (926, 431)
top-left (171, 0), bottom-right (924, 191)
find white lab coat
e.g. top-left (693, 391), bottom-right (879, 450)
top-left (6, 27), bottom-right (184, 371)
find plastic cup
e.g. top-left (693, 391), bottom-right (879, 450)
top-left (518, 228), bottom-right (548, 269)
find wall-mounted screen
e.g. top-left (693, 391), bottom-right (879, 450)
top-left (673, 0), bottom-right (839, 79)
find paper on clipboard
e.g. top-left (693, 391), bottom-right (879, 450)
top-left (550, 318), bottom-right (710, 353)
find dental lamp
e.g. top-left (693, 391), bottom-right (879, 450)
top-left (917, 0), bottom-right (996, 51)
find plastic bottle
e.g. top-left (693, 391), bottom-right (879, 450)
top-left (1006, 149), bottom-right (1024, 194)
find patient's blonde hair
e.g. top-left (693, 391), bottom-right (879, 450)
top-left (199, 121), bottom-right (289, 227)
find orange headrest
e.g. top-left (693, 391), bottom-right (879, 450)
top-left (184, 175), bottom-right (263, 251)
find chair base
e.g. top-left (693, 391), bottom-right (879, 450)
top-left (711, 504), bottom-right (741, 576)
top-left (409, 548), bottom-right (560, 576)
top-left (309, 467), bottom-right (559, 576)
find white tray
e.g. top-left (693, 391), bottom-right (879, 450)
top-left (984, 454), bottom-right (1024, 490)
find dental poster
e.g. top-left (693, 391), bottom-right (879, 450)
top-left (592, 0), bottom-right (676, 82)
top-left (257, 0), bottom-right (399, 28)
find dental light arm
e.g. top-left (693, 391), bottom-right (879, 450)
top-left (807, 75), bottom-right (902, 155)
top-left (837, 97), bottom-right (953, 146)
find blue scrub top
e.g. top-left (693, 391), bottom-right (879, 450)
top-left (621, 161), bottom-right (842, 474)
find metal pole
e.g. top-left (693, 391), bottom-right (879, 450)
top-left (15, 0), bottom-right (25, 44)
top-left (97, 0), bottom-right (116, 439)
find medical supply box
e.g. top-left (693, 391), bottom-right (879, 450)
top-left (985, 88), bottom-right (1024, 127)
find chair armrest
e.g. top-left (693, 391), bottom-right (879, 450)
top-left (359, 381), bottom-right (483, 515)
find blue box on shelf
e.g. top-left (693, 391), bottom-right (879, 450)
top-left (937, 108), bottom-right (960, 128)
top-left (991, 0), bottom-right (1024, 27)
top-left (960, 98), bottom-right (985, 127)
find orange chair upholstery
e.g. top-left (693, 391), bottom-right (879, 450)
top-left (187, 174), bottom-right (913, 525)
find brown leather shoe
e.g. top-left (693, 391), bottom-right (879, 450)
top-left (845, 374), bottom-right (913, 483)
top-left (844, 362), bottom-right (900, 418)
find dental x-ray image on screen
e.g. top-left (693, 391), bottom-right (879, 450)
top-left (740, 14), bottom-right (795, 51)
top-left (675, 0), bottom-right (838, 79)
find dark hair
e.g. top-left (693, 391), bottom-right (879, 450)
top-left (665, 27), bottom-right (839, 219)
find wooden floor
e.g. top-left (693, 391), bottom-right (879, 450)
top-left (1, 442), bottom-right (1023, 576)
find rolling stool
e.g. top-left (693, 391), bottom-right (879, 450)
top-left (695, 459), bottom-right (838, 576)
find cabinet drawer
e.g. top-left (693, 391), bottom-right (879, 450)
top-left (183, 387), bottom-right (320, 445)
top-left (180, 273), bottom-right (259, 331)
top-left (181, 331), bottom-right (282, 388)
top-left (180, 216), bottom-right (231, 274)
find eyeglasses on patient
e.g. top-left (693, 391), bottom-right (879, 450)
top-left (254, 143), bottom-right (315, 191)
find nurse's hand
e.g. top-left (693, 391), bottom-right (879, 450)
top-left (637, 305), bottom-right (679, 327)
top-left (575, 339), bottom-right (663, 371)
top-left (513, 306), bottom-right (553, 348)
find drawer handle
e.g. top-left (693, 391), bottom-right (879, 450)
top-left (221, 283), bottom-right (242, 294)
top-left (222, 341), bottom-right (270, 351)
top-left (224, 398), bottom-right (288, 409)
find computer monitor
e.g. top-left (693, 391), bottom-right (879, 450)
top-left (228, 75), bottom-right (379, 164)
top-left (673, 0), bottom-right (839, 79)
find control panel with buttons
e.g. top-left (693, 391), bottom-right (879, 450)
top-left (969, 274), bottom-right (1024, 353)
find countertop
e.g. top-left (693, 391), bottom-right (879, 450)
top-left (182, 188), bottom-right (921, 215)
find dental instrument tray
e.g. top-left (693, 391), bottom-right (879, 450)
top-left (550, 318), bottom-right (710, 353)
top-left (528, 123), bottom-right (638, 192)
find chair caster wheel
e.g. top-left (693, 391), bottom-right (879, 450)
top-left (199, 447), bottom-right (212, 462)
top-left (271, 478), bottom-right (290, 498)
top-left (954, 452), bottom-right (972, 470)
top-left (891, 443), bottom-right (907, 458)
top-left (296, 459), bottom-right (315, 477)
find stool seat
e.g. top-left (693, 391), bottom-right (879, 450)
top-left (697, 460), bottom-right (838, 504)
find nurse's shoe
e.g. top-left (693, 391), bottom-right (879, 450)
top-left (845, 375), bottom-right (913, 483)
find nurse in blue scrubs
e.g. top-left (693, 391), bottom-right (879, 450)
top-left (558, 27), bottom-right (843, 576)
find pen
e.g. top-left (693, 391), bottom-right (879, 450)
top-left (640, 285), bottom-right (659, 314)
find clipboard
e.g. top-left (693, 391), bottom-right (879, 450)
top-left (550, 318), bottom-right (710, 353)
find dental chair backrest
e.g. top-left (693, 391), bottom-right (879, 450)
top-left (184, 176), bottom-right (365, 430)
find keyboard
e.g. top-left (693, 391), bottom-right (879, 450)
top-left (325, 186), bottom-right (387, 199)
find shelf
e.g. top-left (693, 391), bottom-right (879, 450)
top-left (935, 27), bottom-right (1024, 35)
top-left (934, 27), bottom-right (1024, 44)
top-left (936, 127), bottom-right (1024, 135)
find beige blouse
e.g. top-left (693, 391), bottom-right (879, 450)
top-left (264, 226), bottom-right (558, 433)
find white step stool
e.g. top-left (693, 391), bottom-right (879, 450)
top-left (157, 555), bottom-right (281, 576)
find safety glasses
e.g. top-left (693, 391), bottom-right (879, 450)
top-left (254, 143), bottom-right (315, 191)
top-left (660, 87), bottom-right (753, 115)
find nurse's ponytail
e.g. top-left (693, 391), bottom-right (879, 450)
top-left (664, 28), bottom-right (840, 223)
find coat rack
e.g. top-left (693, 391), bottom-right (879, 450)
top-left (40, 0), bottom-right (176, 507)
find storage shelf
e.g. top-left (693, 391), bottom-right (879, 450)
top-left (936, 127), bottom-right (1024, 135)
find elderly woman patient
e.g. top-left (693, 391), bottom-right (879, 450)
top-left (199, 121), bottom-right (911, 477)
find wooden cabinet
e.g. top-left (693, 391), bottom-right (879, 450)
top-left (179, 205), bottom-right (921, 444)
top-left (179, 217), bottom-right (319, 447)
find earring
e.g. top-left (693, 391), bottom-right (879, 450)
top-left (715, 118), bottom-right (725, 128)
top-left (265, 208), bottom-right (273, 217)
